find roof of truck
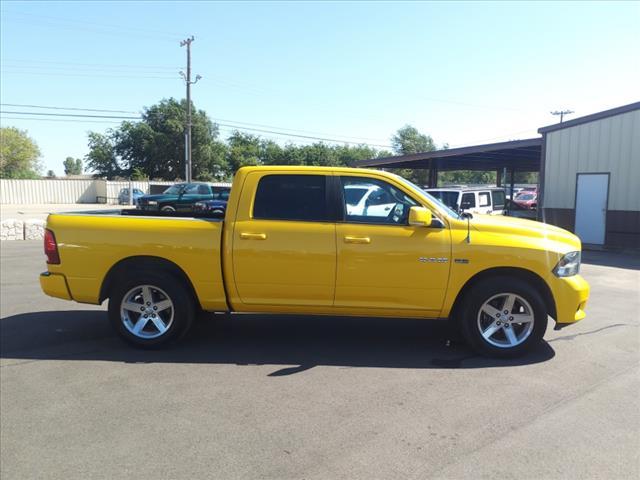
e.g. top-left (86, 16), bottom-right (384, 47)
top-left (425, 187), bottom-right (505, 192)
top-left (236, 165), bottom-right (383, 175)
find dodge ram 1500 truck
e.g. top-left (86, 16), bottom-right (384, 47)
top-left (40, 166), bottom-right (589, 357)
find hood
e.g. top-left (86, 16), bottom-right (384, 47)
top-left (469, 214), bottom-right (581, 250)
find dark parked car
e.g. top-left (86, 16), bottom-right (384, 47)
top-left (193, 199), bottom-right (228, 215)
top-left (137, 183), bottom-right (231, 212)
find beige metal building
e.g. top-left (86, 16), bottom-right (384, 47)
top-left (539, 102), bottom-right (640, 248)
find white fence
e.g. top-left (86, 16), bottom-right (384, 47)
top-left (0, 179), bottom-right (99, 204)
top-left (0, 179), bottom-right (231, 204)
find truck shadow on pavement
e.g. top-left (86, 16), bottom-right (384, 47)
top-left (0, 310), bottom-right (555, 374)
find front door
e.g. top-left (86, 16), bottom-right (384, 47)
top-left (232, 172), bottom-right (336, 307)
top-left (575, 173), bottom-right (608, 245)
top-left (335, 175), bottom-right (451, 314)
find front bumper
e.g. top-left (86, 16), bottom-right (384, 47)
top-left (550, 274), bottom-right (589, 327)
top-left (40, 272), bottom-right (72, 300)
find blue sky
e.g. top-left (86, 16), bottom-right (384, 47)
top-left (1, 0), bottom-right (639, 175)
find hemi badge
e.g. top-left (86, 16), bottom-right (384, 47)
top-left (419, 257), bottom-right (449, 263)
top-left (454, 258), bottom-right (470, 264)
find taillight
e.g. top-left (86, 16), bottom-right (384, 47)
top-left (44, 229), bottom-right (60, 264)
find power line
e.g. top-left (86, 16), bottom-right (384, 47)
top-left (0, 111), bottom-right (393, 148)
top-left (1, 103), bottom-right (141, 114)
top-left (0, 116), bottom-right (123, 125)
top-left (2, 9), bottom-right (184, 41)
top-left (1, 71), bottom-right (178, 80)
top-left (1, 59), bottom-right (181, 70)
top-left (1, 103), bottom-right (391, 144)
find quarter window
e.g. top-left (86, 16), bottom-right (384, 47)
top-left (491, 190), bottom-right (505, 209)
top-left (253, 175), bottom-right (329, 222)
top-left (341, 176), bottom-right (417, 225)
top-left (478, 192), bottom-right (491, 207)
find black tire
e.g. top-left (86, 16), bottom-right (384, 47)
top-left (160, 205), bottom-right (176, 212)
top-left (108, 271), bottom-right (195, 348)
top-left (458, 276), bottom-right (548, 358)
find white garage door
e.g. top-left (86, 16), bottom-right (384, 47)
top-left (574, 173), bottom-right (609, 245)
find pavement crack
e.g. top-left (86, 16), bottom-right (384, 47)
top-left (549, 323), bottom-right (635, 342)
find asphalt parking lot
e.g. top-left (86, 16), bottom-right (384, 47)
top-left (1, 241), bottom-right (639, 479)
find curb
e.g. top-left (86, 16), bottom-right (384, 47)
top-left (1, 218), bottom-right (46, 241)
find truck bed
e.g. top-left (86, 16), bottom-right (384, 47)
top-left (45, 211), bottom-right (228, 311)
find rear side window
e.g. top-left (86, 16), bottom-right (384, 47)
top-left (197, 185), bottom-right (210, 195)
top-left (253, 175), bottom-right (329, 222)
top-left (460, 193), bottom-right (475, 209)
top-left (491, 190), bottom-right (505, 209)
top-left (213, 187), bottom-right (230, 200)
top-left (478, 192), bottom-right (491, 207)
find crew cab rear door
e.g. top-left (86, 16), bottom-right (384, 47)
top-left (230, 171), bottom-right (336, 307)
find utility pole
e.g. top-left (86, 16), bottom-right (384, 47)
top-left (550, 109), bottom-right (574, 123)
top-left (180, 36), bottom-right (201, 182)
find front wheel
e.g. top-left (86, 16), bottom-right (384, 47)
top-left (108, 272), bottom-right (195, 348)
top-left (458, 277), bottom-right (548, 358)
top-left (160, 205), bottom-right (176, 212)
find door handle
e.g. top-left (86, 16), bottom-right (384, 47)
top-left (240, 232), bottom-right (267, 240)
top-left (344, 236), bottom-right (371, 244)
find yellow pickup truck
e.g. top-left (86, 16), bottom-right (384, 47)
top-left (40, 166), bottom-right (589, 357)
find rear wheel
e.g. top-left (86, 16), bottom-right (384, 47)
top-left (108, 272), bottom-right (195, 348)
top-left (458, 276), bottom-right (547, 358)
top-left (160, 205), bottom-right (176, 212)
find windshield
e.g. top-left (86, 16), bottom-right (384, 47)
top-left (389, 173), bottom-right (460, 219)
top-left (517, 194), bottom-right (535, 200)
top-left (163, 184), bottom-right (186, 195)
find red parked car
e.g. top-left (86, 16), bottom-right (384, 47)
top-left (513, 191), bottom-right (537, 209)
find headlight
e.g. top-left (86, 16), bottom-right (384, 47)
top-left (147, 200), bottom-right (158, 205)
top-left (553, 251), bottom-right (581, 277)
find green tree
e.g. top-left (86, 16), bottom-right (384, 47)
top-left (226, 131), bottom-right (263, 172)
top-left (0, 127), bottom-right (42, 179)
top-left (85, 131), bottom-right (122, 179)
top-left (86, 98), bottom-right (226, 180)
top-left (63, 156), bottom-right (83, 175)
top-left (46, 170), bottom-right (56, 178)
top-left (390, 125), bottom-right (436, 184)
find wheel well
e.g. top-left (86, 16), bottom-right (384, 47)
top-left (99, 256), bottom-right (198, 305)
top-left (450, 267), bottom-right (557, 320)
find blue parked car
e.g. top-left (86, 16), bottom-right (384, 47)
top-left (118, 188), bottom-right (145, 205)
top-left (193, 198), bottom-right (228, 215)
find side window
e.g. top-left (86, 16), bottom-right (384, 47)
top-left (478, 192), bottom-right (491, 207)
top-left (491, 190), bottom-right (505, 209)
top-left (183, 184), bottom-right (201, 195)
top-left (253, 175), bottom-right (329, 222)
top-left (212, 188), bottom-right (230, 200)
top-left (197, 185), bottom-right (210, 195)
top-left (460, 193), bottom-right (475, 209)
top-left (341, 176), bottom-right (417, 225)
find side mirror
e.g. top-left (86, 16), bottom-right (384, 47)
top-left (409, 206), bottom-right (433, 227)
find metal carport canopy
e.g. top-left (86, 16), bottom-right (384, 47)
top-left (356, 138), bottom-right (542, 172)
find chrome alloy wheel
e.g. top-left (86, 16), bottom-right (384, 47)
top-left (120, 285), bottom-right (174, 339)
top-left (476, 293), bottom-right (535, 348)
